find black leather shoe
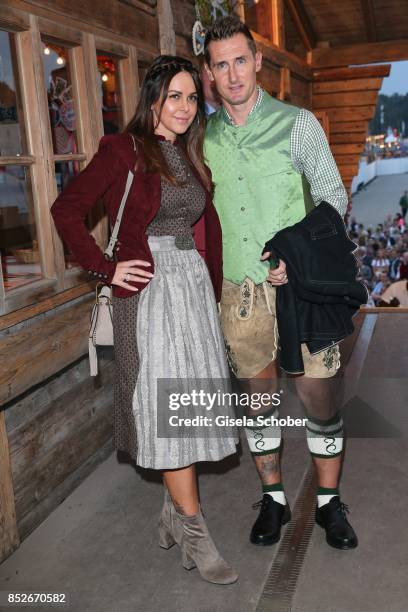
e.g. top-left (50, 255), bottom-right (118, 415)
top-left (250, 494), bottom-right (291, 546)
top-left (315, 496), bottom-right (358, 550)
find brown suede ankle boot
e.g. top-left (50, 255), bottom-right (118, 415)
top-left (177, 507), bottom-right (238, 585)
top-left (158, 488), bottom-right (183, 548)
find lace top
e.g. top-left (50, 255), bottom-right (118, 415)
top-left (146, 140), bottom-right (206, 237)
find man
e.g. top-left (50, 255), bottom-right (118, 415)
top-left (371, 270), bottom-right (391, 304)
top-left (203, 16), bottom-right (358, 550)
top-left (399, 190), bottom-right (408, 220)
top-left (199, 56), bottom-right (221, 116)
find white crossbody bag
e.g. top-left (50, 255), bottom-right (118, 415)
top-left (88, 170), bottom-right (134, 376)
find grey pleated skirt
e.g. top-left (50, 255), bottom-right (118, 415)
top-left (121, 236), bottom-right (238, 470)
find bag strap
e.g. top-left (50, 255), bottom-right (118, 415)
top-left (104, 169), bottom-right (134, 260)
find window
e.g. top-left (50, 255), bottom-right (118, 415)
top-left (41, 38), bottom-right (85, 270)
top-left (97, 53), bottom-right (123, 134)
top-left (0, 30), bottom-right (41, 293)
top-left (0, 16), bottom-right (139, 319)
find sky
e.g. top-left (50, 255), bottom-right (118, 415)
top-left (379, 61), bottom-right (408, 96)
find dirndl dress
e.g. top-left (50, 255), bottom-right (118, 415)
top-left (112, 139), bottom-right (238, 469)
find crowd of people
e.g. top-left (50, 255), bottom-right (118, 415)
top-left (349, 210), bottom-right (408, 306)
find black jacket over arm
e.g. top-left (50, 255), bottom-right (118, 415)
top-left (263, 201), bottom-right (368, 374)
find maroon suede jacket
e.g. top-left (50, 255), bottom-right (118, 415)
top-left (50, 133), bottom-right (222, 301)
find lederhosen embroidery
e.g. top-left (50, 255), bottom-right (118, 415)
top-left (236, 278), bottom-right (254, 320)
top-left (322, 345), bottom-right (338, 371)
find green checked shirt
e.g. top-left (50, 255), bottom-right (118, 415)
top-left (204, 88), bottom-right (348, 285)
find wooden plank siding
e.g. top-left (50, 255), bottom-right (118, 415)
top-left (0, 412), bottom-right (20, 560)
top-left (0, 296), bottom-right (93, 406)
top-left (312, 65), bottom-right (390, 192)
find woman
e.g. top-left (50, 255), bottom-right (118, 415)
top-left (51, 56), bottom-right (238, 585)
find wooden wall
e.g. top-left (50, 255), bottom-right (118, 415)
top-left (312, 64), bottom-right (391, 192)
top-left (0, 0), bottom-right (158, 563)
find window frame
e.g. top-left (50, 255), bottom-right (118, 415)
top-left (0, 13), bottom-right (140, 319)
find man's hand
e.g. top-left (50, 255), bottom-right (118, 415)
top-left (260, 252), bottom-right (288, 285)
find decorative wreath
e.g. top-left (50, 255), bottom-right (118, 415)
top-left (192, 0), bottom-right (238, 56)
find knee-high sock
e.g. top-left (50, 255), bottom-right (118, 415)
top-left (244, 408), bottom-right (282, 456)
top-left (305, 411), bottom-right (344, 459)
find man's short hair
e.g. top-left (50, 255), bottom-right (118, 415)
top-left (204, 15), bottom-right (256, 65)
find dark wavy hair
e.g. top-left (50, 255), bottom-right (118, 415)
top-left (125, 55), bottom-right (210, 190)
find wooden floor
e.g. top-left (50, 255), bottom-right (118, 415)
top-left (0, 313), bottom-right (407, 612)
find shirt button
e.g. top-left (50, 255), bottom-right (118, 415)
top-left (241, 206), bottom-right (245, 211)
top-left (243, 237), bottom-right (247, 242)
top-left (238, 175), bottom-right (244, 181)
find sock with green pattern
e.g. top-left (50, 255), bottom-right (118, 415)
top-left (317, 486), bottom-right (339, 508)
top-left (263, 482), bottom-right (286, 506)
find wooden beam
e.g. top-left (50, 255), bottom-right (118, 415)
top-left (0, 411), bottom-right (20, 562)
top-left (0, 4), bottom-right (29, 30)
top-left (313, 77), bottom-right (383, 94)
top-left (119, 0), bottom-right (156, 16)
top-left (271, 0), bottom-right (285, 49)
top-left (331, 132), bottom-right (367, 144)
top-left (278, 66), bottom-right (291, 100)
top-left (331, 143), bottom-right (365, 155)
top-left (330, 120), bottom-right (369, 133)
top-left (17, 20), bottom-right (61, 283)
top-left (313, 90), bottom-right (378, 109)
top-left (3, 0), bottom-right (159, 56)
top-left (0, 296), bottom-right (93, 406)
top-left (157, 0), bottom-right (176, 55)
top-left (324, 105), bottom-right (377, 122)
top-left (312, 39), bottom-right (408, 68)
top-left (0, 284), bottom-right (94, 332)
top-left (253, 31), bottom-right (312, 80)
top-left (81, 32), bottom-right (107, 254)
top-left (333, 153), bottom-right (362, 165)
top-left (361, 0), bottom-right (378, 43)
top-left (285, 0), bottom-right (316, 51)
top-left (314, 111), bottom-right (330, 139)
top-left (118, 45), bottom-right (139, 126)
top-left (313, 65), bottom-right (391, 81)
top-left (233, 0), bottom-right (245, 21)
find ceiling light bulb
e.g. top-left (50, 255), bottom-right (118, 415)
top-left (57, 56), bottom-right (64, 65)
top-left (44, 46), bottom-right (50, 55)
top-left (102, 73), bottom-right (108, 82)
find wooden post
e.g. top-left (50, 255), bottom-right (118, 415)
top-left (157, 0), bottom-right (176, 55)
top-left (17, 19), bottom-right (62, 285)
top-left (81, 32), bottom-right (107, 251)
top-left (0, 411), bottom-right (20, 562)
top-left (233, 0), bottom-right (245, 21)
top-left (278, 66), bottom-right (291, 100)
top-left (271, 0), bottom-right (285, 49)
top-left (118, 46), bottom-right (140, 125)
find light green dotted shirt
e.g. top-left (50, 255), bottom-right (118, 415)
top-left (205, 89), bottom-right (348, 285)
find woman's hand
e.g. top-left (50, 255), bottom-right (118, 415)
top-left (112, 259), bottom-right (153, 291)
top-left (260, 252), bottom-right (288, 285)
